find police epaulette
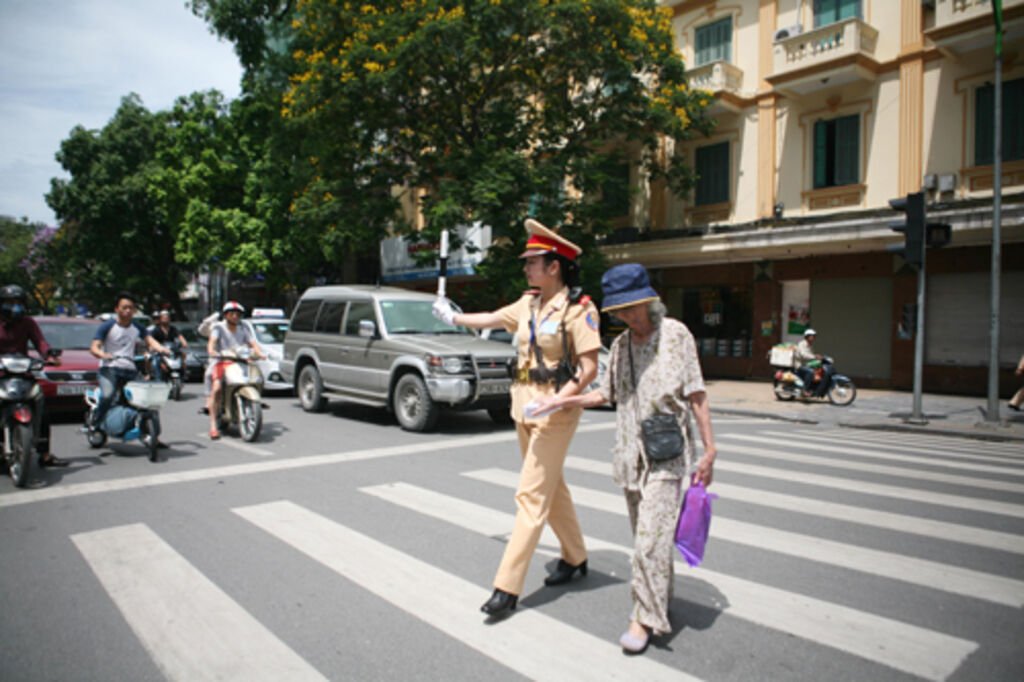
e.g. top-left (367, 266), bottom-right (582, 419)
top-left (577, 294), bottom-right (592, 307)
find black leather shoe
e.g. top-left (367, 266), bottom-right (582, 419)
top-left (544, 559), bottom-right (588, 586)
top-left (38, 454), bottom-right (70, 468)
top-left (480, 588), bottom-right (518, 616)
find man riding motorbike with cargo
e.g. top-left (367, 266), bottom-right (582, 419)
top-left (205, 301), bottom-right (265, 439)
top-left (0, 283), bottom-right (67, 467)
top-left (89, 292), bottom-right (170, 431)
top-left (794, 328), bottom-right (823, 396)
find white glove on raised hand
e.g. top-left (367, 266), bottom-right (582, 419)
top-left (432, 298), bottom-right (457, 325)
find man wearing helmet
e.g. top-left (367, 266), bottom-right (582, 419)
top-left (795, 328), bottom-right (823, 396)
top-left (205, 301), bottom-right (265, 439)
top-left (0, 284), bottom-right (67, 467)
top-left (90, 292), bottom-right (171, 430)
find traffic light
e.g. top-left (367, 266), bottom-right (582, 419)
top-left (899, 303), bottom-right (918, 338)
top-left (926, 222), bottom-right (952, 248)
top-left (889, 192), bottom-right (925, 268)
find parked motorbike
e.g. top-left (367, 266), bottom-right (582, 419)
top-left (773, 356), bottom-right (857, 406)
top-left (84, 359), bottom-right (169, 462)
top-left (150, 342), bottom-right (185, 401)
top-left (1, 350), bottom-right (60, 487)
top-left (212, 347), bottom-right (264, 442)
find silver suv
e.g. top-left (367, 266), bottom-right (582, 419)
top-left (280, 285), bottom-right (516, 431)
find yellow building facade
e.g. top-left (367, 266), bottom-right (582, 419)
top-left (601, 0), bottom-right (1024, 394)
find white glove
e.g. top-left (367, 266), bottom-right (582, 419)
top-left (432, 298), bottom-right (457, 325)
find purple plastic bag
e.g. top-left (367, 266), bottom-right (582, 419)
top-left (674, 482), bottom-right (717, 567)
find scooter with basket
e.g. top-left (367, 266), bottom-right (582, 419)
top-left (83, 356), bottom-right (169, 462)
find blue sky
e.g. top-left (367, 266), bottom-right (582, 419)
top-left (0, 0), bottom-right (243, 225)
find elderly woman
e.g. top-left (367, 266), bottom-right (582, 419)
top-left (533, 263), bottom-right (717, 654)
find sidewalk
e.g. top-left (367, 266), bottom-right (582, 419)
top-left (704, 378), bottom-right (1024, 443)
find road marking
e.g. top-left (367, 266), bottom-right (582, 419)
top-left (713, 450), bottom-right (1024, 519)
top-left (716, 440), bottom-right (1024, 495)
top-left (197, 432), bottom-right (274, 456)
top-left (234, 500), bottom-right (695, 682)
top-left (0, 423), bottom-right (616, 510)
top-left (723, 432), bottom-right (1024, 478)
top-left (464, 468), bottom-right (1024, 607)
top-left (71, 523), bottom-right (326, 682)
top-left (767, 428), bottom-right (1024, 462)
top-left (564, 456), bottom-right (1024, 554)
top-left (364, 481), bottom-right (978, 682)
top-left (814, 428), bottom-right (1024, 458)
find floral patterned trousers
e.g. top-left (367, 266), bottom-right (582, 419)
top-left (624, 477), bottom-right (684, 635)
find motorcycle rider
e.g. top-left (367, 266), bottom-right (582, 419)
top-left (89, 292), bottom-right (170, 430)
top-left (205, 301), bottom-right (265, 439)
top-left (148, 310), bottom-right (189, 381)
top-left (0, 284), bottom-right (67, 468)
top-left (795, 328), bottom-right (823, 395)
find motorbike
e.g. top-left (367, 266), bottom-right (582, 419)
top-left (84, 357), bottom-right (169, 462)
top-left (1, 350), bottom-right (60, 487)
top-left (212, 347), bottom-right (264, 442)
top-left (773, 355), bottom-right (857, 406)
top-left (150, 342), bottom-right (185, 401)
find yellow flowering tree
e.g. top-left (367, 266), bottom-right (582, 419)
top-left (199, 0), bottom-right (711, 297)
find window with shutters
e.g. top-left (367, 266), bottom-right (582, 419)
top-left (694, 17), bottom-right (732, 67)
top-left (695, 141), bottom-right (730, 206)
top-left (975, 77), bottom-right (1024, 166)
top-left (812, 114), bottom-right (859, 189)
top-left (813, 0), bottom-right (861, 28)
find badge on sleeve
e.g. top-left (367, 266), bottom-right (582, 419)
top-left (586, 312), bottom-right (599, 331)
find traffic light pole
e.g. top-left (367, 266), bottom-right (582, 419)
top-left (987, 0), bottom-right (1004, 422)
top-left (911, 247), bottom-right (927, 424)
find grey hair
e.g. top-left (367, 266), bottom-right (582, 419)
top-left (648, 298), bottom-right (667, 327)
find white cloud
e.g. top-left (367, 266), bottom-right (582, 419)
top-left (0, 0), bottom-right (243, 224)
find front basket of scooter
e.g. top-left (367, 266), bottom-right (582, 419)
top-left (124, 381), bottom-right (170, 410)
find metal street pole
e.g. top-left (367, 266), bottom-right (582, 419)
top-left (987, 0), bottom-right (1004, 421)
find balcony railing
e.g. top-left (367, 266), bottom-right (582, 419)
top-left (935, 0), bottom-right (996, 28)
top-left (773, 17), bottom-right (878, 77)
top-left (686, 60), bottom-right (743, 95)
top-left (928, 0), bottom-right (1022, 54)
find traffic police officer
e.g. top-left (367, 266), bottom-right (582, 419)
top-left (433, 219), bottom-right (602, 617)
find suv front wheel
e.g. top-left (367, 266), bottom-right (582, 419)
top-left (393, 373), bottom-right (439, 432)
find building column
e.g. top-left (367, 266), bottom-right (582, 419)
top-left (757, 0), bottom-right (778, 218)
top-left (898, 0), bottom-right (925, 195)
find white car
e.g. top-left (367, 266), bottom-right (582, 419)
top-left (244, 317), bottom-right (292, 392)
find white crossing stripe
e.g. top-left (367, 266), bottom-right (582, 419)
top-left (365, 481), bottom-right (977, 682)
top-left (716, 440), bottom-right (1024, 495)
top-left (198, 432), bottom-right (273, 456)
top-left (722, 432), bottom-right (1024, 479)
top-left (719, 453), bottom-right (1024, 519)
top-left (0, 423), bottom-right (615, 510)
top-left (564, 456), bottom-right (1024, 555)
top-left (233, 500), bottom-right (695, 682)
top-left (497, 465), bottom-right (1024, 608)
top-left (810, 429), bottom-right (1024, 459)
top-left (465, 468), bottom-right (1024, 607)
top-left (71, 523), bottom-right (326, 682)
top-left (759, 429), bottom-right (1024, 465)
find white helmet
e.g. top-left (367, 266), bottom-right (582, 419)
top-left (803, 328), bottom-right (817, 337)
top-left (222, 301), bottom-right (245, 315)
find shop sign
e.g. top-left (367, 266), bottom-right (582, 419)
top-left (380, 223), bottom-right (491, 282)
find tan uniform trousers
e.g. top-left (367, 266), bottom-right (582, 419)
top-left (493, 414), bottom-right (588, 596)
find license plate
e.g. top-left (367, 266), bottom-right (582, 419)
top-left (57, 384), bottom-right (89, 396)
top-left (478, 381), bottom-right (511, 395)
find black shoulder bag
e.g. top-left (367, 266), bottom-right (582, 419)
top-left (628, 328), bottom-right (684, 462)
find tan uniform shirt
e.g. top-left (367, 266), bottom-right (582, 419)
top-left (496, 287), bottom-right (602, 421)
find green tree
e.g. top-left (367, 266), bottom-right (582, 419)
top-left (194, 0), bottom-right (711, 304)
top-left (0, 216), bottom-right (37, 293)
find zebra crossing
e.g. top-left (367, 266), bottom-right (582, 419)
top-left (62, 417), bottom-right (1024, 681)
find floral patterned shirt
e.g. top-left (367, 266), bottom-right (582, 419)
top-left (598, 317), bottom-right (706, 490)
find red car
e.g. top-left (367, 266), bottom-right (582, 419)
top-left (32, 316), bottom-right (102, 414)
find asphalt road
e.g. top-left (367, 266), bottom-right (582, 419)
top-left (2, 386), bottom-right (1022, 681)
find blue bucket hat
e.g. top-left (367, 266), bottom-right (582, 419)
top-left (601, 263), bottom-right (659, 312)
